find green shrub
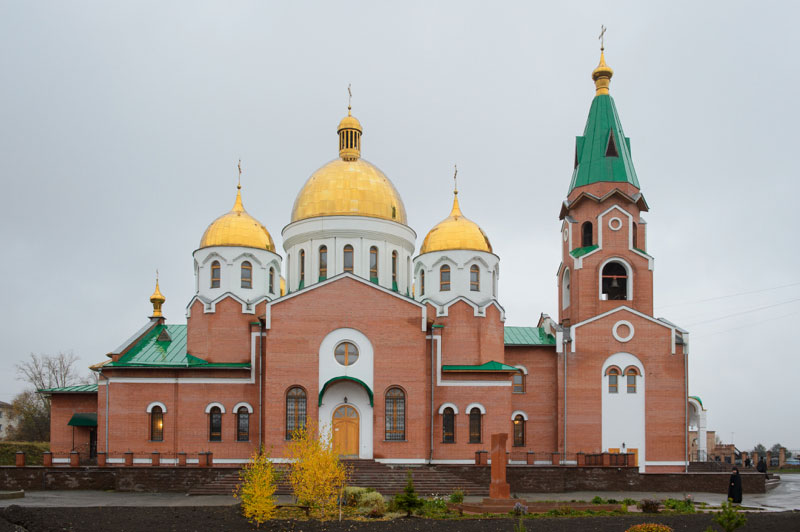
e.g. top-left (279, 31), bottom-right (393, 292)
top-left (393, 471), bottom-right (423, 516)
top-left (358, 491), bottom-right (385, 517)
top-left (713, 499), bottom-right (748, 532)
top-left (448, 489), bottom-right (465, 503)
top-left (625, 524), bottom-right (674, 532)
top-left (639, 499), bottom-right (661, 513)
top-left (664, 497), bottom-right (695, 513)
top-left (342, 486), bottom-right (368, 507)
top-left (591, 495), bottom-right (606, 504)
top-left (418, 496), bottom-right (447, 516)
top-left (0, 442), bottom-right (50, 465)
top-left (623, 498), bottom-right (637, 506)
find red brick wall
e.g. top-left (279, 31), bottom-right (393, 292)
top-left (49, 393), bottom-right (97, 456)
top-left (186, 297), bottom-right (265, 364)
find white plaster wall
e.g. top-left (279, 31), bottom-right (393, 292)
top-left (318, 380), bottom-right (373, 459)
top-left (282, 216), bottom-right (416, 294)
top-left (413, 249), bottom-right (499, 307)
top-left (601, 352), bottom-right (646, 472)
top-left (318, 328), bottom-right (374, 403)
top-left (193, 246), bottom-right (282, 304)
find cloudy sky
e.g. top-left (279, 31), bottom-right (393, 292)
top-left (1, 1), bottom-right (798, 451)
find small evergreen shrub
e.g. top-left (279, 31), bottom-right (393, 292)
top-left (625, 524), bottom-right (674, 532)
top-left (713, 499), bottom-right (748, 532)
top-left (639, 499), bottom-right (661, 513)
top-left (448, 489), bottom-right (465, 503)
top-left (393, 470), bottom-right (423, 516)
top-left (358, 491), bottom-right (386, 517)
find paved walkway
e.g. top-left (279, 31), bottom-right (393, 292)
top-left (2, 474), bottom-right (797, 511)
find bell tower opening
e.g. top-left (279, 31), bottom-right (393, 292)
top-left (601, 261), bottom-right (628, 300)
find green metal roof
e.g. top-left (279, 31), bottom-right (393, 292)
top-left (318, 376), bottom-right (374, 406)
top-left (569, 94), bottom-right (640, 193)
top-left (109, 324), bottom-right (249, 369)
top-left (39, 384), bottom-right (98, 394)
top-left (570, 244), bottom-right (599, 258)
top-left (504, 326), bottom-right (556, 346)
top-left (442, 361), bottom-right (519, 372)
top-left (68, 413), bottom-right (97, 427)
top-left (689, 395), bottom-right (703, 408)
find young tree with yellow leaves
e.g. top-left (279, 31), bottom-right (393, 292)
top-left (287, 420), bottom-right (349, 518)
top-left (235, 449), bottom-right (279, 526)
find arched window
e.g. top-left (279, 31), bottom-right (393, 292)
top-left (632, 222), bottom-right (638, 249)
top-left (562, 268), bottom-right (571, 309)
top-left (469, 407), bottom-right (481, 443)
top-left (209, 406), bottom-right (222, 441)
top-left (582, 221), bottom-right (593, 247)
top-left (237, 406), bottom-right (249, 442)
top-left (343, 245), bottom-right (354, 273)
top-left (492, 271), bottom-right (497, 297)
top-left (626, 368), bottom-right (639, 394)
top-left (319, 246), bottom-right (327, 281)
top-left (601, 261), bottom-right (628, 300)
top-left (442, 407), bottom-right (455, 443)
top-left (150, 406), bottom-right (163, 442)
top-left (391, 251), bottom-right (398, 289)
top-left (419, 270), bottom-right (425, 296)
top-left (512, 371), bottom-right (525, 394)
top-left (299, 250), bottom-right (305, 287)
top-left (440, 265), bottom-right (451, 292)
top-left (470, 265), bottom-right (480, 291)
top-left (211, 261), bottom-right (221, 288)
top-left (513, 414), bottom-right (525, 447)
top-left (369, 246), bottom-right (378, 282)
top-left (241, 261), bottom-right (252, 289)
top-left (334, 341), bottom-right (359, 366)
top-left (286, 387), bottom-right (307, 439)
top-left (385, 387), bottom-right (405, 441)
top-left (269, 267), bottom-right (275, 294)
top-left (607, 368), bottom-right (619, 393)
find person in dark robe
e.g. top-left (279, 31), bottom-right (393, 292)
top-left (728, 466), bottom-right (743, 504)
top-left (745, 457), bottom-right (751, 468)
top-left (756, 457), bottom-right (767, 474)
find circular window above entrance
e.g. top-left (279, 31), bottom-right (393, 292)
top-left (334, 341), bottom-right (359, 366)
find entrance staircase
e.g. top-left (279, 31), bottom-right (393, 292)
top-left (188, 460), bottom-right (487, 496)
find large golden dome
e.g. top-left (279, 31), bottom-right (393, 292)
top-left (420, 192), bottom-right (492, 254)
top-left (290, 109), bottom-right (407, 224)
top-left (200, 185), bottom-right (276, 251)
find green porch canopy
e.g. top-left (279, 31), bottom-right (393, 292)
top-left (67, 413), bottom-right (97, 427)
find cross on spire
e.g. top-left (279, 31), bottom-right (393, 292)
top-left (347, 84), bottom-right (352, 115)
top-left (599, 25), bottom-right (607, 51)
top-left (237, 159), bottom-right (242, 189)
top-left (453, 164), bottom-right (458, 195)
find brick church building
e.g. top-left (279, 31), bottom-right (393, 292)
top-left (44, 50), bottom-right (691, 473)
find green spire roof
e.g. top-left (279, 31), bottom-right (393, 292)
top-left (568, 93), bottom-right (640, 193)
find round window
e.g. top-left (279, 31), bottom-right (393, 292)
top-left (334, 342), bottom-right (359, 366)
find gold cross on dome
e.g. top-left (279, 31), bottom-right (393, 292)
top-left (453, 164), bottom-right (458, 195)
top-left (599, 25), bottom-right (607, 51)
top-left (347, 84), bottom-right (352, 113)
top-left (237, 159), bottom-right (242, 188)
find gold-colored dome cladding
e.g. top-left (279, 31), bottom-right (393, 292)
top-left (150, 278), bottom-right (165, 317)
top-left (420, 194), bottom-right (492, 254)
top-left (200, 186), bottom-right (276, 251)
top-left (592, 50), bottom-right (614, 95)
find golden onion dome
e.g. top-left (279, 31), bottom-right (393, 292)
top-left (149, 276), bottom-right (165, 318)
top-left (592, 49), bottom-right (614, 96)
top-left (420, 191), bottom-right (492, 254)
top-left (200, 185), bottom-right (276, 251)
top-left (290, 109), bottom-right (407, 224)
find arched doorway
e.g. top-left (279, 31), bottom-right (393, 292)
top-left (332, 405), bottom-right (359, 458)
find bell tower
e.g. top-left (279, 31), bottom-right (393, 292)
top-left (557, 48), bottom-right (654, 326)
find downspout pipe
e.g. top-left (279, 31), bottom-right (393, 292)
top-left (259, 319), bottom-right (266, 451)
top-left (684, 340), bottom-right (689, 473)
top-left (99, 369), bottom-right (109, 455)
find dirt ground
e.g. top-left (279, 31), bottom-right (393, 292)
top-left (1, 506), bottom-right (798, 532)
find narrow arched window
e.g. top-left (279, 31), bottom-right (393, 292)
top-left (440, 265), bottom-right (451, 291)
top-left (385, 387), bottom-right (405, 441)
top-left (442, 407), bottom-right (455, 443)
top-left (237, 406), bottom-right (249, 442)
top-left (150, 406), bottom-right (163, 442)
top-left (211, 261), bottom-right (221, 288)
top-left (492, 271), bottom-right (497, 297)
top-left (562, 269), bottom-right (571, 309)
top-left (513, 415), bottom-right (525, 447)
top-left (601, 262), bottom-right (628, 300)
top-left (209, 406), bottom-right (222, 441)
top-left (241, 261), bottom-right (252, 289)
top-left (419, 270), bottom-right (425, 296)
top-left (319, 246), bottom-right (327, 281)
top-left (343, 245), bottom-right (354, 273)
top-left (369, 246), bottom-right (378, 282)
top-left (469, 407), bottom-right (481, 443)
top-left (582, 222), bottom-right (593, 247)
top-left (269, 267), bottom-right (275, 294)
top-left (607, 368), bottom-right (619, 393)
top-left (627, 368), bottom-right (639, 394)
top-left (299, 250), bottom-right (305, 287)
top-left (513, 371), bottom-right (525, 394)
top-left (632, 222), bottom-right (638, 249)
top-left (470, 265), bottom-right (480, 291)
top-left (391, 251), bottom-right (398, 289)
top-left (286, 387), bottom-right (307, 439)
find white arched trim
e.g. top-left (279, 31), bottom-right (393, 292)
top-left (204, 402), bottom-right (226, 413)
top-left (511, 410), bottom-right (528, 421)
top-left (438, 402), bottom-right (459, 415)
top-left (465, 402), bottom-right (486, 414)
top-left (146, 401), bottom-right (167, 413)
top-left (233, 402), bottom-right (254, 414)
top-left (598, 256), bottom-right (634, 301)
top-left (601, 353), bottom-right (644, 377)
top-left (513, 365), bottom-right (528, 375)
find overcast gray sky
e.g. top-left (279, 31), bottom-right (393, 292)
top-left (1, 1), bottom-right (798, 451)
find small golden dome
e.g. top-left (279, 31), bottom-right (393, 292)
top-left (200, 185), bottom-right (276, 251)
top-left (420, 192), bottom-right (492, 254)
top-left (592, 50), bottom-right (614, 96)
top-left (150, 276), bottom-right (165, 318)
top-left (338, 114), bottom-right (362, 133)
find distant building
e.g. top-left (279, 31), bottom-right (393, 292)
top-left (0, 401), bottom-right (14, 439)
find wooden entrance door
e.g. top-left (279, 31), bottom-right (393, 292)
top-left (332, 405), bottom-right (359, 458)
top-left (629, 448), bottom-right (639, 467)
